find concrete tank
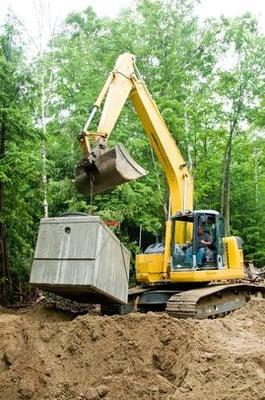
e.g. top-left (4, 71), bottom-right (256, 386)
top-left (30, 215), bottom-right (130, 304)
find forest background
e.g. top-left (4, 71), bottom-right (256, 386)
top-left (1, 0), bottom-right (265, 302)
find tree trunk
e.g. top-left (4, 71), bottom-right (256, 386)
top-left (221, 130), bottom-right (233, 236)
top-left (220, 91), bottom-right (243, 237)
top-left (184, 109), bottom-right (193, 169)
top-left (41, 78), bottom-right (48, 218)
top-left (253, 142), bottom-right (260, 209)
top-left (0, 115), bottom-right (12, 304)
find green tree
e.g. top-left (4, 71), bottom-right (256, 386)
top-left (0, 17), bottom-right (43, 302)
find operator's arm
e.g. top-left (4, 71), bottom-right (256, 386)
top-left (200, 233), bottom-right (212, 246)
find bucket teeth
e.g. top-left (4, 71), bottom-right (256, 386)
top-left (75, 143), bottom-right (147, 195)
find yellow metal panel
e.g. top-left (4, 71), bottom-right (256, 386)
top-left (170, 267), bottom-right (244, 283)
top-left (223, 237), bottom-right (244, 271)
top-left (163, 220), bottom-right (172, 278)
top-left (136, 254), bottom-right (165, 283)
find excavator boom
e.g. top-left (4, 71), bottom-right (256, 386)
top-left (75, 53), bottom-right (193, 218)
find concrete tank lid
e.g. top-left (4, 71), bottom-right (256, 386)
top-left (38, 215), bottom-right (130, 254)
top-left (40, 215), bottom-right (102, 224)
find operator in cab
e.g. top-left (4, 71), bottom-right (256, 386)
top-left (185, 225), bottom-right (212, 267)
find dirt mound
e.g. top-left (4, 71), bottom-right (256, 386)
top-left (172, 299), bottom-right (265, 400)
top-left (0, 300), bottom-right (264, 400)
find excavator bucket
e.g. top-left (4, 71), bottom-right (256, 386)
top-left (75, 143), bottom-right (147, 195)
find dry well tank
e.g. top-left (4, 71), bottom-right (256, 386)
top-left (30, 215), bottom-right (130, 304)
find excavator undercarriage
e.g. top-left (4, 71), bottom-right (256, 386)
top-left (44, 282), bottom-right (265, 319)
top-left (98, 282), bottom-right (265, 318)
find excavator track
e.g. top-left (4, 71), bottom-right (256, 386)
top-left (166, 283), bottom-right (265, 319)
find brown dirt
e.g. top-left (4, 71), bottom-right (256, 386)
top-left (0, 300), bottom-right (264, 400)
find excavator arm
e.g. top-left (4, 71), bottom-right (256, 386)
top-left (75, 54), bottom-right (194, 276)
top-left (76, 53), bottom-right (193, 217)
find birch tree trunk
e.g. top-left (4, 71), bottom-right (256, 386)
top-left (40, 78), bottom-right (48, 218)
top-left (33, 0), bottom-right (58, 218)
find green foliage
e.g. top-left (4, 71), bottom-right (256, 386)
top-left (0, 17), bottom-right (43, 286)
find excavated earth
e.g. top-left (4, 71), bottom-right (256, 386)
top-left (0, 299), bottom-right (265, 400)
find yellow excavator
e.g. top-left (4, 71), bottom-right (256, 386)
top-left (75, 53), bottom-right (264, 318)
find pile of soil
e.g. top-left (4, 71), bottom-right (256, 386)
top-left (0, 299), bottom-right (264, 400)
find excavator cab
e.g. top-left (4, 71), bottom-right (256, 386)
top-left (171, 210), bottom-right (224, 270)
